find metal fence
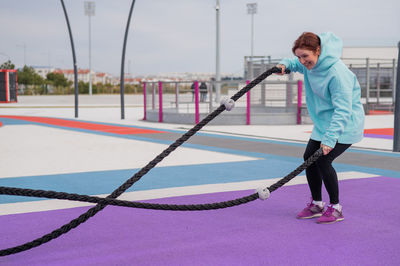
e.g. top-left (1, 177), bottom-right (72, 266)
top-left (246, 56), bottom-right (398, 114)
top-left (143, 56), bottom-right (398, 125)
top-left (344, 58), bottom-right (397, 113)
top-left (143, 79), bottom-right (305, 125)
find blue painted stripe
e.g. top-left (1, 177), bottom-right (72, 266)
top-left (0, 158), bottom-right (300, 204)
top-left (0, 117), bottom-right (31, 125)
top-left (2, 150), bottom-right (397, 205)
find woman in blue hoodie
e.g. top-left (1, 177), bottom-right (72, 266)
top-left (277, 32), bottom-right (365, 224)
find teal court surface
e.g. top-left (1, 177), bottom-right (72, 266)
top-left (0, 99), bottom-right (399, 265)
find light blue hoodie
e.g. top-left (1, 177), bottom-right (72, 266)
top-left (280, 32), bottom-right (365, 148)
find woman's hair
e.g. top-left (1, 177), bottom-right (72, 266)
top-left (292, 32), bottom-right (321, 54)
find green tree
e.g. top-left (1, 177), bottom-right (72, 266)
top-left (0, 60), bottom-right (15, 69)
top-left (46, 72), bottom-right (70, 87)
top-left (78, 81), bottom-right (89, 94)
top-left (17, 66), bottom-right (44, 85)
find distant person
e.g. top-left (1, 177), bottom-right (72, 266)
top-left (199, 82), bottom-right (208, 102)
top-left (276, 32), bottom-right (365, 224)
top-left (210, 77), bottom-right (215, 92)
top-left (190, 82), bottom-right (196, 101)
top-left (210, 77), bottom-right (217, 103)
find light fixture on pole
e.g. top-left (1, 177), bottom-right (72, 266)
top-left (247, 3), bottom-right (257, 79)
top-left (84, 1), bottom-right (95, 95)
top-left (215, 0), bottom-right (221, 103)
top-left (247, 3), bottom-right (257, 58)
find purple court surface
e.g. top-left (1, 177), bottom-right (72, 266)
top-left (1, 176), bottom-right (399, 265)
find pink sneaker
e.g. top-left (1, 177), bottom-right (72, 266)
top-left (297, 201), bottom-right (324, 219)
top-left (317, 205), bottom-right (344, 224)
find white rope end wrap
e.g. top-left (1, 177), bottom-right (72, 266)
top-left (256, 187), bottom-right (270, 200)
top-left (220, 98), bottom-right (235, 111)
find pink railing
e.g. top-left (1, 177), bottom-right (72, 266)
top-left (142, 79), bottom-right (303, 125)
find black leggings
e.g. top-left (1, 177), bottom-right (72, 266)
top-left (303, 139), bottom-right (351, 204)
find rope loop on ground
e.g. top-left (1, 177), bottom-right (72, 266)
top-left (0, 67), bottom-right (293, 257)
top-left (0, 148), bottom-right (322, 211)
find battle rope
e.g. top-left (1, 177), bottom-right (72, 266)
top-left (0, 67), bottom-right (305, 256)
top-left (0, 148), bottom-right (322, 211)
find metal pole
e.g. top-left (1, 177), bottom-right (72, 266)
top-left (393, 42), bottom-right (400, 152)
top-left (376, 63), bottom-right (380, 104)
top-left (84, 1), bottom-right (95, 96)
top-left (247, 60), bottom-right (253, 80)
top-left (152, 82), bottom-right (155, 109)
top-left (88, 15), bottom-right (92, 95)
top-left (143, 82), bottom-right (146, 120)
top-left (195, 81), bottom-right (199, 124)
top-left (251, 13), bottom-right (254, 59)
top-left (175, 82), bottom-right (179, 109)
top-left (158, 81), bottom-right (163, 123)
top-left (365, 58), bottom-right (370, 114)
top-left (194, 80), bottom-right (200, 124)
top-left (120, 0), bottom-right (136, 119)
top-left (392, 58), bottom-right (396, 103)
top-left (261, 59), bottom-right (266, 106)
top-left (215, 0), bottom-right (221, 103)
top-left (208, 81), bottom-right (213, 112)
top-left (60, 0), bottom-right (79, 118)
top-left (247, 3), bottom-right (257, 80)
top-left (244, 56), bottom-right (248, 78)
top-left (246, 80), bottom-right (250, 125)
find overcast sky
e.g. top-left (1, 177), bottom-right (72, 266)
top-left (1, 0), bottom-right (399, 77)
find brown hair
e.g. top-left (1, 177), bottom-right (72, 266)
top-left (292, 32), bottom-right (321, 54)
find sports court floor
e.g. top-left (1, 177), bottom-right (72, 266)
top-left (0, 97), bottom-right (399, 265)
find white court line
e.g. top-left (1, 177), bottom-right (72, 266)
top-left (0, 171), bottom-right (379, 216)
top-left (0, 125), bottom-right (259, 179)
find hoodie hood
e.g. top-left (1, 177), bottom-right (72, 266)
top-left (313, 32), bottom-right (343, 72)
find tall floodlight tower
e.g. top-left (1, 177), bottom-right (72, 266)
top-left (247, 3), bottom-right (257, 58)
top-left (215, 0), bottom-right (221, 103)
top-left (84, 1), bottom-right (95, 95)
top-left (247, 3), bottom-right (257, 79)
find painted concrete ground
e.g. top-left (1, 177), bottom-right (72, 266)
top-left (0, 112), bottom-right (399, 265)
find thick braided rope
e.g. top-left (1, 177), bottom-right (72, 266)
top-left (0, 148), bottom-right (322, 211)
top-left (0, 67), bottom-right (288, 256)
top-left (0, 187), bottom-right (258, 211)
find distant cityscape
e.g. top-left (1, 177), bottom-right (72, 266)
top-left (31, 66), bottom-right (242, 85)
top-left (18, 46), bottom-right (399, 87)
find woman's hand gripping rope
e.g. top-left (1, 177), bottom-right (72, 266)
top-left (221, 66), bottom-right (290, 111)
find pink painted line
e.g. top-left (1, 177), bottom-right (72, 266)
top-left (0, 115), bottom-right (166, 134)
top-left (195, 81), bottom-right (199, 124)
